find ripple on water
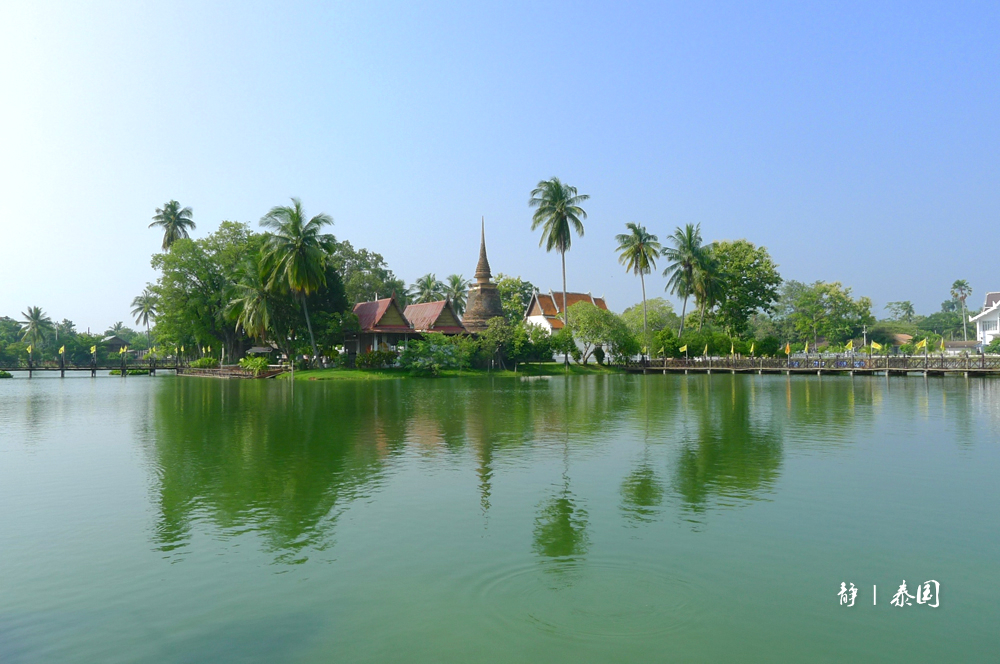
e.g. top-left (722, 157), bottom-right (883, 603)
top-left (472, 556), bottom-right (704, 642)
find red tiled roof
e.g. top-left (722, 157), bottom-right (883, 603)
top-left (352, 298), bottom-right (412, 332)
top-left (404, 301), bottom-right (467, 334)
top-left (528, 292), bottom-right (607, 328)
top-left (985, 292), bottom-right (1000, 309)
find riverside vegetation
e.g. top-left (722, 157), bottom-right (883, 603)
top-left (1, 184), bottom-right (992, 374)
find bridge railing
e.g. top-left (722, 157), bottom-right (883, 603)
top-left (623, 354), bottom-right (1000, 371)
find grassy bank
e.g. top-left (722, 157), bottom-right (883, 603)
top-left (283, 363), bottom-right (624, 381)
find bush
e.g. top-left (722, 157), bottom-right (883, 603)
top-left (189, 357), bottom-right (220, 369)
top-left (0, 370), bottom-right (12, 379)
top-left (356, 350), bottom-right (397, 369)
top-left (110, 369), bottom-right (149, 376)
top-left (986, 338), bottom-right (1000, 354)
top-left (238, 356), bottom-right (269, 376)
top-left (399, 336), bottom-right (470, 376)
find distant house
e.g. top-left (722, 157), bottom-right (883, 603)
top-left (524, 291), bottom-right (608, 333)
top-left (349, 296), bottom-right (413, 355)
top-left (404, 300), bottom-right (467, 335)
top-left (101, 335), bottom-right (128, 353)
top-left (891, 333), bottom-right (913, 347)
top-left (943, 340), bottom-right (978, 355)
top-left (969, 291), bottom-right (1000, 347)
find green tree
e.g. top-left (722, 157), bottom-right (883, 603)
top-left (621, 298), bottom-right (679, 349)
top-left (408, 273), bottom-right (445, 303)
top-left (131, 288), bottom-right (158, 348)
top-left (495, 274), bottom-right (537, 323)
top-left (328, 239), bottom-right (406, 305)
top-left (149, 200), bottom-right (196, 250)
top-left (567, 302), bottom-right (637, 364)
top-left (789, 282), bottom-right (874, 347)
top-left (228, 252), bottom-right (281, 342)
top-left (712, 240), bottom-right (782, 337)
top-left (950, 279), bottom-right (972, 341)
top-left (692, 249), bottom-right (724, 332)
top-left (615, 223), bottom-right (662, 356)
top-left (444, 274), bottom-right (470, 314)
top-left (19, 306), bottom-right (53, 349)
top-left (260, 198), bottom-right (335, 364)
top-left (662, 223), bottom-right (706, 337)
top-left (529, 177), bottom-right (589, 336)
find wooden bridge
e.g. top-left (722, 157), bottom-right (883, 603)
top-left (624, 354), bottom-right (1000, 377)
top-left (0, 360), bottom-right (286, 379)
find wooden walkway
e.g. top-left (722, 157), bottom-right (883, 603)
top-left (624, 355), bottom-right (1000, 377)
top-left (0, 361), bottom-right (287, 379)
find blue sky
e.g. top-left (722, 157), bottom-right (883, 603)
top-left (1, 1), bottom-right (997, 331)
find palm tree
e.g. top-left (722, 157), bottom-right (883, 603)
top-left (131, 288), bottom-right (158, 348)
top-left (408, 273), bottom-right (445, 303)
top-left (615, 223), bottom-right (662, 356)
top-left (149, 200), bottom-right (196, 250)
top-left (529, 177), bottom-right (589, 331)
top-left (260, 198), bottom-right (335, 364)
top-left (693, 249), bottom-right (725, 332)
top-left (19, 306), bottom-right (53, 348)
top-left (109, 322), bottom-right (125, 335)
top-left (228, 255), bottom-right (278, 342)
top-left (951, 279), bottom-right (972, 341)
top-left (662, 223), bottom-right (706, 337)
top-left (444, 274), bottom-right (471, 314)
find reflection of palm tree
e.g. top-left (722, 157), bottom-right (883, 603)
top-left (533, 484), bottom-right (589, 561)
top-left (19, 306), bottom-right (54, 348)
top-left (149, 200), bottom-right (195, 250)
top-left (621, 461), bottom-right (664, 524)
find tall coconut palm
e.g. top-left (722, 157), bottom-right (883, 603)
top-left (260, 198), bottom-right (335, 364)
top-left (109, 321), bottom-right (125, 335)
top-left (149, 200), bottom-right (196, 250)
top-left (951, 279), bottom-right (972, 341)
top-left (444, 274), bottom-right (471, 314)
top-left (693, 250), bottom-right (725, 332)
top-left (19, 306), bottom-right (53, 348)
top-left (529, 177), bottom-right (589, 331)
top-left (131, 288), bottom-right (158, 348)
top-left (615, 223), bottom-right (662, 355)
top-left (662, 223), bottom-right (705, 337)
top-left (228, 255), bottom-right (279, 342)
top-left (408, 273), bottom-right (445, 303)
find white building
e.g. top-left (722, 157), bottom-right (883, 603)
top-left (969, 291), bottom-right (1000, 348)
top-left (524, 291), bottom-right (608, 333)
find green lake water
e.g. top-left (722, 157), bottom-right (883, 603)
top-left (1, 373), bottom-right (997, 662)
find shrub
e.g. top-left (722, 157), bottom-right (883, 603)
top-left (356, 350), bottom-right (397, 369)
top-left (399, 336), bottom-right (471, 376)
top-left (190, 357), bottom-right (220, 369)
top-left (110, 369), bottom-right (149, 376)
top-left (238, 356), bottom-right (269, 376)
top-left (0, 370), bottom-right (12, 379)
top-left (985, 338), bottom-right (1000, 354)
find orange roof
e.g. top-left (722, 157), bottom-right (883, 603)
top-left (404, 301), bottom-right (467, 334)
top-left (352, 298), bottom-right (412, 332)
top-left (527, 292), bottom-right (607, 326)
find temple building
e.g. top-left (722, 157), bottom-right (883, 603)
top-left (524, 291), bottom-right (609, 333)
top-left (462, 220), bottom-right (505, 333)
top-left (349, 295), bottom-right (413, 354)
top-left (404, 300), bottom-right (467, 335)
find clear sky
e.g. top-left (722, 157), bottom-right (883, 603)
top-left (1, 1), bottom-right (997, 332)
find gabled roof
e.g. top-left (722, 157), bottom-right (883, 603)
top-left (525, 291), bottom-right (608, 325)
top-left (404, 300), bottom-right (467, 334)
top-left (969, 293), bottom-right (1000, 322)
top-left (352, 297), bottom-right (412, 332)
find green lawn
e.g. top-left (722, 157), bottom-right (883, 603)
top-left (283, 363), bottom-right (623, 381)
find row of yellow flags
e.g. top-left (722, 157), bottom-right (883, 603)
top-left (28, 345), bottom-right (213, 355)
top-left (657, 338), bottom-right (946, 357)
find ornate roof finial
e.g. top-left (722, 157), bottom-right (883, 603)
top-left (475, 216), bottom-right (492, 284)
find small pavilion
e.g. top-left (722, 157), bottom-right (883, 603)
top-left (404, 300), bottom-right (467, 335)
top-left (350, 295), bottom-right (413, 355)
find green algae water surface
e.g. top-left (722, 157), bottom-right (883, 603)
top-left (1, 374), bottom-right (997, 662)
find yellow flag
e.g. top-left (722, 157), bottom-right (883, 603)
top-left (59, 345), bottom-right (65, 354)
top-left (871, 340), bottom-right (883, 351)
top-left (119, 346), bottom-right (126, 355)
top-left (659, 347), bottom-right (664, 356)
top-left (940, 338), bottom-right (945, 352)
top-left (703, 344), bottom-right (709, 356)
top-left (730, 342), bottom-right (735, 355)
top-left (845, 339), bottom-right (853, 351)
top-left (208, 346), bottom-right (212, 353)
top-left (784, 343), bottom-right (790, 354)
top-left (679, 344), bottom-right (687, 353)
top-left (181, 345), bottom-right (185, 353)
top-left (26, 345), bottom-right (32, 354)
top-left (804, 341), bottom-right (809, 353)
top-left (915, 338), bottom-right (927, 350)
top-left (750, 342), bottom-right (755, 354)
top-left (90, 346), bottom-right (96, 354)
